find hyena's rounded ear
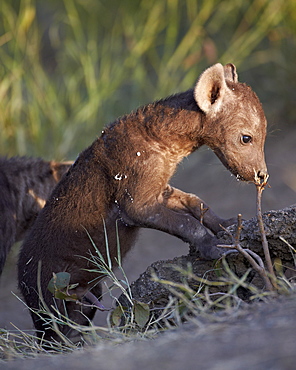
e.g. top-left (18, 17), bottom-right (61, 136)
top-left (194, 63), bottom-right (228, 114)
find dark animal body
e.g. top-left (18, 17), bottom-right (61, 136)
top-left (18, 63), bottom-right (268, 343)
top-left (0, 156), bottom-right (71, 275)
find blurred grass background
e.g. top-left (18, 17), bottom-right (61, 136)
top-left (0, 0), bottom-right (295, 160)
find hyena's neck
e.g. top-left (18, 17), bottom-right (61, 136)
top-left (122, 89), bottom-right (205, 158)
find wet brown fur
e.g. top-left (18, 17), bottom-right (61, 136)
top-left (17, 64), bottom-right (268, 343)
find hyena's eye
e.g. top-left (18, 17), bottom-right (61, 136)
top-left (241, 135), bottom-right (252, 144)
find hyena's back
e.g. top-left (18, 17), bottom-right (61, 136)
top-left (0, 156), bottom-right (72, 275)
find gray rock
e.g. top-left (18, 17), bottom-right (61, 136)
top-left (120, 205), bottom-right (296, 307)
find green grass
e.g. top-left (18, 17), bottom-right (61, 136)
top-left (0, 0), bottom-right (295, 159)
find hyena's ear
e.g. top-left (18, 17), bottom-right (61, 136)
top-left (194, 63), bottom-right (235, 115)
top-left (223, 63), bottom-right (238, 83)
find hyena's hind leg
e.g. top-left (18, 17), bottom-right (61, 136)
top-left (33, 301), bottom-right (98, 346)
top-left (33, 285), bottom-right (103, 345)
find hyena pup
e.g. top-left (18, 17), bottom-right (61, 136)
top-left (0, 156), bottom-right (71, 274)
top-left (18, 63), bottom-right (268, 342)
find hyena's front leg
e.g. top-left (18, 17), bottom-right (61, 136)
top-left (160, 185), bottom-right (236, 234)
top-left (122, 188), bottom-right (227, 260)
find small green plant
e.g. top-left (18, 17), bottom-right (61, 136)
top-left (81, 224), bottom-right (154, 333)
top-left (28, 222), bottom-right (157, 345)
top-left (47, 272), bottom-right (79, 301)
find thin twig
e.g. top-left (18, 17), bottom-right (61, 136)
top-left (243, 249), bottom-right (265, 269)
top-left (235, 213), bottom-right (243, 244)
top-left (199, 202), bottom-right (208, 225)
top-left (255, 174), bottom-right (277, 288)
top-left (219, 214), bottom-right (274, 292)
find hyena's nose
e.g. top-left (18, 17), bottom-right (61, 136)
top-left (256, 168), bottom-right (269, 184)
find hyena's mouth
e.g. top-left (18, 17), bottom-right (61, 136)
top-left (228, 166), bottom-right (248, 182)
top-left (213, 148), bottom-right (248, 182)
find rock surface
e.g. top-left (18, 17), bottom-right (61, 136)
top-left (120, 205), bottom-right (296, 307)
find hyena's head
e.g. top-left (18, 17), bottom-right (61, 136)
top-left (194, 63), bottom-right (268, 184)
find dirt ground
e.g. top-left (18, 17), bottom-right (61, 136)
top-left (3, 293), bottom-right (296, 370)
top-left (0, 127), bottom-right (296, 366)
